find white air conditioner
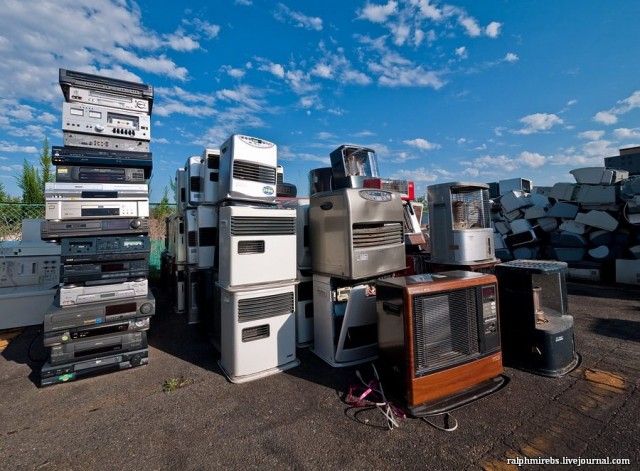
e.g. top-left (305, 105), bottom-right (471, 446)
top-left (172, 215), bottom-right (187, 264)
top-left (185, 209), bottom-right (198, 265)
top-left (217, 134), bottom-right (277, 204)
top-left (295, 271), bottom-right (313, 347)
top-left (173, 263), bottom-right (186, 314)
top-left (201, 148), bottom-right (220, 205)
top-left (218, 282), bottom-right (299, 383)
top-left (196, 205), bottom-right (217, 269)
top-left (186, 156), bottom-right (203, 206)
top-left (176, 168), bottom-right (187, 216)
top-left (185, 265), bottom-right (200, 324)
top-left (218, 205), bottom-right (297, 288)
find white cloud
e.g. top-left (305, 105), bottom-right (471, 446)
top-left (316, 132), bottom-right (336, 140)
top-left (0, 142), bottom-right (38, 153)
top-left (275, 3), bottom-right (323, 31)
top-left (222, 65), bottom-right (246, 79)
top-left (390, 167), bottom-right (438, 183)
top-left (413, 0), bottom-right (443, 21)
top-left (359, 1), bottom-right (398, 23)
top-left (458, 16), bottom-right (482, 37)
top-left (593, 111), bottom-right (617, 125)
top-left (578, 130), bottom-right (605, 140)
top-left (190, 19), bottom-right (221, 40)
top-left (520, 151), bottom-right (546, 168)
top-left (504, 52), bottom-right (519, 63)
top-left (163, 30), bottom-right (200, 52)
top-left (485, 21), bottom-right (502, 38)
top-left (259, 62), bottom-right (286, 79)
top-left (593, 90), bottom-right (640, 125)
top-left (614, 128), bottom-right (640, 139)
top-left (403, 138), bottom-right (440, 151)
top-left (455, 46), bottom-right (468, 59)
top-left (311, 63), bottom-right (333, 79)
top-left (473, 155), bottom-right (519, 172)
top-left (512, 113), bottom-right (564, 135)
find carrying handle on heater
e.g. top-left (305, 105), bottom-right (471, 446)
top-left (382, 302), bottom-right (402, 316)
top-left (320, 202), bottom-right (333, 210)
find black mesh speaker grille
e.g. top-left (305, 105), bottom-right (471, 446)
top-left (232, 160), bottom-right (276, 184)
top-left (238, 292), bottom-right (294, 323)
top-left (242, 325), bottom-right (270, 342)
top-left (412, 287), bottom-right (480, 377)
top-left (352, 223), bottom-right (403, 248)
top-left (238, 240), bottom-right (264, 254)
top-left (230, 216), bottom-right (296, 236)
top-left (187, 231), bottom-right (197, 247)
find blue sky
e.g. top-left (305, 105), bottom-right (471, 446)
top-left (1, 0), bottom-right (640, 201)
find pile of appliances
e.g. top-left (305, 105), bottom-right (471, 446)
top-left (163, 134), bottom-right (299, 383)
top-left (39, 69), bottom-right (155, 387)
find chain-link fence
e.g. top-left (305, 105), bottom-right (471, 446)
top-left (0, 201), bottom-right (176, 271)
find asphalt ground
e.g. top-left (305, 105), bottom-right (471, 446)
top-left (0, 280), bottom-right (638, 471)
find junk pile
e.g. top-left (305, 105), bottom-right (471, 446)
top-left (491, 168), bottom-right (640, 285)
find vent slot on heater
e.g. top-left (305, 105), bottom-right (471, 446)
top-left (412, 288), bottom-right (480, 377)
top-left (190, 177), bottom-right (201, 192)
top-left (187, 231), bottom-right (197, 247)
top-left (232, 161), bottom-right (276, 184)
top-left (352, 223), bottom-right (404, 248)
top-left (242, 325), bottom-right (270, 342)
top-left (238, 240), bottom-right (265, 254)
top-left (230, 217), bottom-right (296, 236)
top-left (199, 227), bottom-right (217, 246)
top-left (238, 292), bottom-right (294, 323)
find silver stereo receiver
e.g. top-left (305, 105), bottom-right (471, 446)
top-left (59, 68), bottom-right (154, 107)
top-left (63, 132), bottom-right (150, 152)
top-left (59, 278), bottom-right (148, 307)
top-left (55, 165), bottom-right (146, 184)
top-left (45, 199), bottom-right (149, 220)
top-left (49, 330), bottom-right (147, 365)
top-left (60, 256), bottom-right (149, 284)
top-left (44, 292), bottom-right (155, 331)
top-left (62, 102), bottom-right (151, 141)
top-left (40, 347), bottom-right (148, 387)
top-left (43, 316), bottom-right (151, 347)
top-left (52, 146), bottom-right (152, 178)
top-left (41, 218), bottom-right (148, 239)
top-left (61, 235), bottom-right (150, 263)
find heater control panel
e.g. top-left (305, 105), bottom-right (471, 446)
top-left (480, 284), bottom-right (500, 352)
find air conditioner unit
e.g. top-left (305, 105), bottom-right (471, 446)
top-left (309, 188), bottom-right (406, 280)
top-left (173, 263), bottom-right (186, 314)
top-left (311, 274), bottom-right (378, 367)
top-left (184, 209), bottom-right (198, 265)
top-left (200, 148), bottom-right (220, 205)
top-left (185, 156), bottom-right (203, 206)
top-left (184, 265), bottom-right (200, 324)
top-left (218, 282), bottom-right (299, 383)
top-left (217, 134), bottom-right (277, 204)
top-left (308, 167), bottom-right (333, 196)
top-left (218, 205), bottom-right (297, 288)
top-left (196, 205), bottom-right (217, 269)
top-left (427, 182), bottom-right (497, 265)
top-left (376, 271), bottom-right (505, 416)
top-left (175, 168), bottom-right (187, 216)
top-left (329, 145), bottom-right (379, 190)
top-left (171, 215), bottom-right (187, 264)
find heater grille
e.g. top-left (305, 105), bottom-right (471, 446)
top-left (233, 160), bottom-right (276, 184)
top-left (207, 155), bottom-right (220, 169)
top-left (230, 217), bottom-right (296, 236)
top-left (190, 176), bottom-right (201, 192)
top-left (238, 292), bottom-right (294, 323)
top-left (187, 231), bottom-right (197, 247)
top-left (242, 325), bottom-right (270, 342)
top-left (352, 223), bottom-right (403, 248)
top-left (412, 288), bottom-right (480, 377)
top-left (238, 240), bottom-right (264, 254)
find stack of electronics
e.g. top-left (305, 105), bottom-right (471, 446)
top-left (309, 145), bottom-right (407, 367)
top-left (0, 220), bottom-right (61, 330)
top-left (39, 68), bottom-right (155, 387)
top-left (165, 134), bottom-right (299, 383)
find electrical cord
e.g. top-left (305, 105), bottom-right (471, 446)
top-left (27, 323), bottom-right (47, 364)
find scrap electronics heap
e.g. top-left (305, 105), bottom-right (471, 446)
top-left (1, 69), bottom-right (581, 423)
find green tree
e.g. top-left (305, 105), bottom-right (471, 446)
top-left (150, 185), bottom-right (174, 220)
top-left (15, 137), bottom-right (54, 203)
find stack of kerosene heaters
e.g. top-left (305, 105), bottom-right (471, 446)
top-left (164, 135), bottom-right (300, 384)
top-left (39, 69), bottom-right (155, 387)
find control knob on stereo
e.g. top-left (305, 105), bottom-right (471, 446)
top-left (130, 219), bottom-right (142, 229)
top-left (130, 353), bottom-right (143, 366)
top-left (140, 302), bottom-right (153, 315)
top-left (94, 124), bottom-right (105, 133)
